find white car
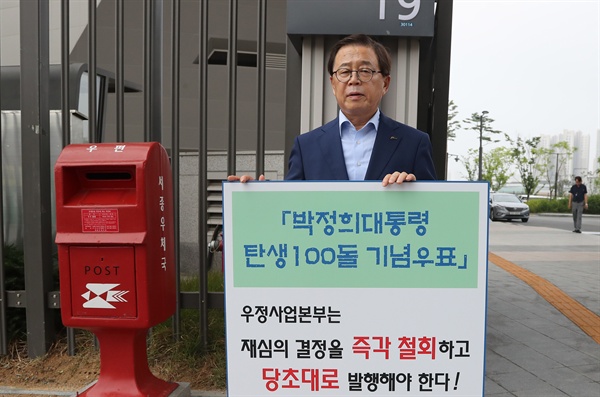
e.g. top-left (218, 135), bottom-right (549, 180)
top-left (489, 193), bottom-right (530, 222)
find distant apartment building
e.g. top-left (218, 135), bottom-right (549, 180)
top-left (539, 129), bottom-right (591, 181)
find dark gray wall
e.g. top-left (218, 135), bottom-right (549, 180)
top-left (69, 0), bottom-right (288, 152)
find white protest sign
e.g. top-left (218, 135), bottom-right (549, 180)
top-left (223, 181), bottom-right (489, 396)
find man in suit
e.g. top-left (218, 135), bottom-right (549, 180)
top-left (229, 34), bottom-right (436, 185)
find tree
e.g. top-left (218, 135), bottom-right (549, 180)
top-left (462, 111), bottom-right (502, 180)
top-left (481, 147), bottom-right (514, 192)
top-left (458, 148), bottom-right (478, 181)
top-left (537, 141), bottom-right (576, 199)
top-left (578, 169), bottom-right (597, 195)
top-left (592, 156), bottom-right (600, 194)
top-left (447, 100), bottom-right (461, 141)
top-left (506, 135), bottom-right (543, 200)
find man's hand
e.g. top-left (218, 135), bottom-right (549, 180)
top-left (382, 171), bottom-right (416, 187)
top-left (227, 174), bottom-right (266, 183)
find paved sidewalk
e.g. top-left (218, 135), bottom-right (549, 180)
top-left (0, 218), bottom-right (598, 396)
top-left (485, 220), bottom-right (600, 396)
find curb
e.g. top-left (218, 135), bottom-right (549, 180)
top-left (0, 387), bottom-right (71, 395)
top-left (0, 387), bottom-right (226, 397)
top-left (536, 212), bottom-right (600, 217)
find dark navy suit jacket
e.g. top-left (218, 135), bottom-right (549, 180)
top-left (285, 113), bottom-right (437, 181)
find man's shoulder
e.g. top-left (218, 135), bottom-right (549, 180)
top-left (379, 113), bottom-right (428, 137)
top-left (298, 119), bottom-right (338, 139)
top-left (570, 184), bottom-right (587, 191)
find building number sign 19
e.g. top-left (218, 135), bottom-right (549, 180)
top-left (380, 0), bottom-right (421, 21)
top-left (287, 0), bottom-right (433, 37)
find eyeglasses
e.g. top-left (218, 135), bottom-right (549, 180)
top-left (333, 68), bottom-right (382, 83)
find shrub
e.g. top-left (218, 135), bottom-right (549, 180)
top-left (588, 194), bottom-right (600, 214)
top-left (527, 194), bottom-right (599, 214)
top-left (527, 198), bottom-right (567, 213)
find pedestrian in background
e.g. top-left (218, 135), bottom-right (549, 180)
top-left (568, 176), bottom-right (588, 233)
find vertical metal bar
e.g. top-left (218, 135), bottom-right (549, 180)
top-left (90, 27), bottom-right (101, 347)
top-left (61, 0), bottom-right (76, 356)
top-left (150, 0), bottom-right (164, 143)
top-left (283, 36), bottom-right (303, 178)
top-left (171, 0), bottom-right (181, 340)
top-left (0, 8), bottom-right (6, 355)
top-left (61, 0), bottom-right (71, 147)
top-left (116, 0), bottom-right (125, 142)
top-left (88, 0), bottom-right (97, 143)
top-left (143, 0), bottom-right (152, 142)
top-left (198, 0), bottom-right (209, 350)
top-left (20, 0), bottom-right (56, 358)
top-left (0, 176), bottom-right (5, 355)
top-left (227, 0), bottom-right (238, 175)
top-left (429, 0), bottom-right (453, 179)
top-left (256, 0), bottom-right (267, 177)
top-left (143, 0), bottom-right (163, 143)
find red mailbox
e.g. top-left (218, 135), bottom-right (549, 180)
top-left (55, 142), bottom-right (177, 397)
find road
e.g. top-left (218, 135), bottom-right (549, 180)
top-left (490, 213), bottom-right (600, 234)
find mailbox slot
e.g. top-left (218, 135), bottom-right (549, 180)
top-left (61, 165), bottom-right (137, 206)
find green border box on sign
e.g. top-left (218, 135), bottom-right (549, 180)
top-left (232, 190), bottom-right (480, 288)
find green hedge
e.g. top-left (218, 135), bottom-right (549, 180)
top-left (527, 194), bottom-right (599, 214)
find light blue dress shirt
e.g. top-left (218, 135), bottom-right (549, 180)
top-left (339, 110), bottom-right (380, 180)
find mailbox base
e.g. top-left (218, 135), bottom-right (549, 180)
top-left (78, 382), bottom-right (191, 397)
top-left (80, 328), bottom-right (178, 397)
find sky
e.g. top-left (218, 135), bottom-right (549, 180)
top-left (447, 0), bottom-right (600, 180)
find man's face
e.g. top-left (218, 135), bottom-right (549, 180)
top-left (330, 45), bottom-right (390, 124)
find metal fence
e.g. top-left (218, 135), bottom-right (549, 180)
top-left (0, 0), bottom-right (271, 358)
top-left (0, 0), bottom-right (453, 359)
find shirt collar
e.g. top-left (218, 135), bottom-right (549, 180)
top-left (339, 109), bottom-right (380, 135)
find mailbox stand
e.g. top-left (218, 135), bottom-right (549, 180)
top-left (86, 328), bottom-right (176, 395)
top-left (55, 143), bottom-right (180, 397)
